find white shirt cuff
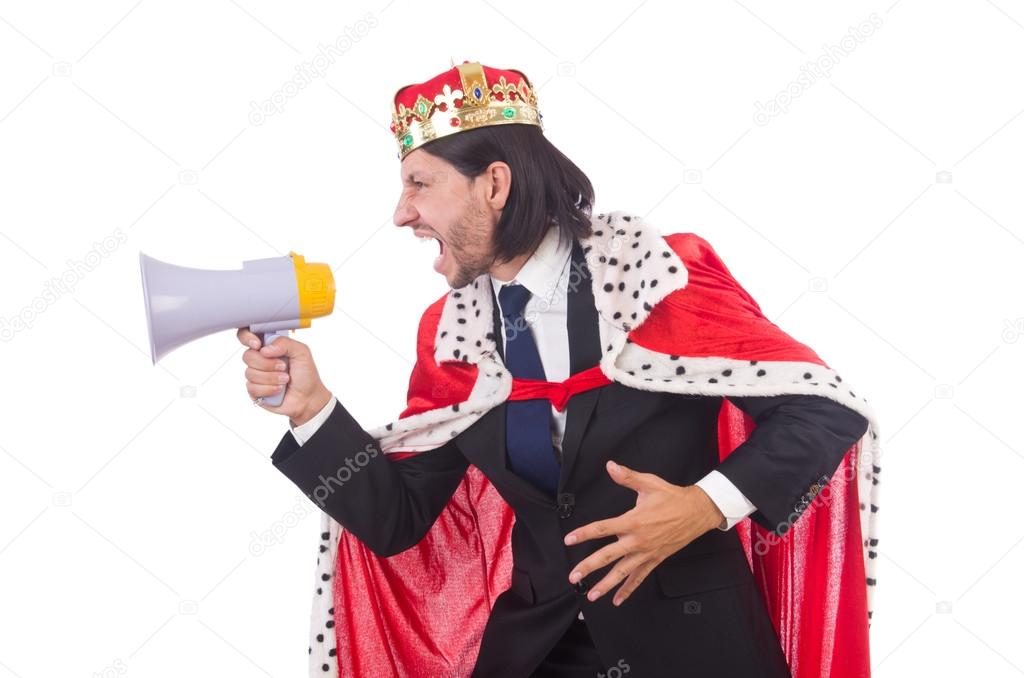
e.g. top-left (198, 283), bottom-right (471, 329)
top-left (695, 469), bottom-right (757, 531)
top-left (289, 395), bottom-right (338, 446)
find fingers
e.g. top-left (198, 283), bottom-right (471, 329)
top-left (569, 538), bottom-right (634, 586)
top-left (240, 331), bottom-right (292, 405)
top-left (585, 552), bottom-right (651, 604)
top-left (259, 336), bottom-right (303, 359)
top-left (564, 513), bottom-right (631, 546)
top-left (246, 366), bottom-right (289, 386)
top-left (236, 327), bottom-right (261, 349)
top-left (611, 558), bottom-right (659, 606)
top-left (242, 348), bottom-right (286, 372)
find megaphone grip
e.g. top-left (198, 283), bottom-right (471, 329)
top-left (259, 328), bottom-right (291, 407)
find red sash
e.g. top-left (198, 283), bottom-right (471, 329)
top-left (507, 365), bottom-right (612, 411)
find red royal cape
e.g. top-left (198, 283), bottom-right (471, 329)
top-left (309, 216), bottom-right (879, 678)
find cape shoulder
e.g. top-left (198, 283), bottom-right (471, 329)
top-left (399, 292), bottom-right (478, 419)
top-left (631, 232), bottom-right (826, 366)
top-left (399, 227), bottom-right (827, 420)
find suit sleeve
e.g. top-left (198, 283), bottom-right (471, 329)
top-left (270, 399), bottom-right (470, 557)
top-left (716, 394), bottom-right (869, 534)
top-left (290, 395), bottom-right (339, 445)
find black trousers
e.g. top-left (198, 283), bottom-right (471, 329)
top-left (531, 616), bottom-right (605, 677)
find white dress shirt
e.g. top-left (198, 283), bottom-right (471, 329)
top-left (290, 226), bottom-right (757, 530)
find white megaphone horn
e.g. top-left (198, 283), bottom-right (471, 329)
top-left (140, 251), bottom-right (335, 406)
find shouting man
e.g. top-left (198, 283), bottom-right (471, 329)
top-left (239, 61), bottom-right (881, 678)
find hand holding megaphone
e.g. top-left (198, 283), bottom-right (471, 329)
top-left (140, 250), bottom-right (335, 413)
top-left (236, 328), bottom-right (333, 426)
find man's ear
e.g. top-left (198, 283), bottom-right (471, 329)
top-left (480, 161), bottom-right (512, 210)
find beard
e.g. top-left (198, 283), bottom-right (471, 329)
top-left (444, 198), bottom-right (496, 289)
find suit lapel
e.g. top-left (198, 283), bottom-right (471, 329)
top-left (559, 239), bottom-right (603, 491)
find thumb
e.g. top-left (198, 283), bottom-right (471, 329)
top-left (606, 460), bottom-right (651, 491)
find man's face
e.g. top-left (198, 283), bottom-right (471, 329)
top-left (393, 149), bottom-right (501, 289)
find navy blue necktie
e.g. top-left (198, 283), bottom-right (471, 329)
top-left (499, 283), bottom-right (561, 496)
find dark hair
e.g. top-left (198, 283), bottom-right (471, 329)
top-left (421, 124), bottom-right (594, 264)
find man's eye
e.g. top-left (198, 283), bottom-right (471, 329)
top-left (414, 181), bottom-right (425, 189)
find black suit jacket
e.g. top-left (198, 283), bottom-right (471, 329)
top-left (271, 241), bottom-right (869, 677)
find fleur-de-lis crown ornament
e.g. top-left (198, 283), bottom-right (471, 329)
top-left (390, 61), bottom-right (543, 159)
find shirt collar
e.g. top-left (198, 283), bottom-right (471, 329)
top-left (430, 211), bottom-right (689, 367)
top-left (489, 224), bottom-right (572, 305)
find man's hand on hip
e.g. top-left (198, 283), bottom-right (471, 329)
top-left (563, 460), bottom-right (725, 607)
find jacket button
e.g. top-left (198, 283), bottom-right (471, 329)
top-left (573, 580), bottom-right (589, 594)
top-left (557, 493), bottom-right (575, 519)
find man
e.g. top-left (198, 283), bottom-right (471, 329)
top-left (239, 62), bottom-right (879, 677)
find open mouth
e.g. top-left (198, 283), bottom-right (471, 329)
top-left (414, 230), bottom-right (446, 274)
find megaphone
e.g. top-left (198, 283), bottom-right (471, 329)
top-left (140, 251), bottom-right (335, 406)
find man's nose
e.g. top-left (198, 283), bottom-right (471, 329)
top-left (393, 198), bottom-right (417, 229)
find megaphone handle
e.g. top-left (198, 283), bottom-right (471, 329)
top-left (259, 329), bottom-right (291, 407)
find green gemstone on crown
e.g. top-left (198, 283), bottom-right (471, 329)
top-left (502, 107), bottom-right (515, 119)
top-left (402, 134), bottom-right (413, 146)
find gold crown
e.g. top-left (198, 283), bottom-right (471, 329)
top-left (390, 62), bottom-right (543, 159)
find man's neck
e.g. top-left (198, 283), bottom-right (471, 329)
top-left (488, 250), bottom-right (532, 283)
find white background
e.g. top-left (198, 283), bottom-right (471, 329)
top-left (1, 1), bottom-right (1023, 676)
